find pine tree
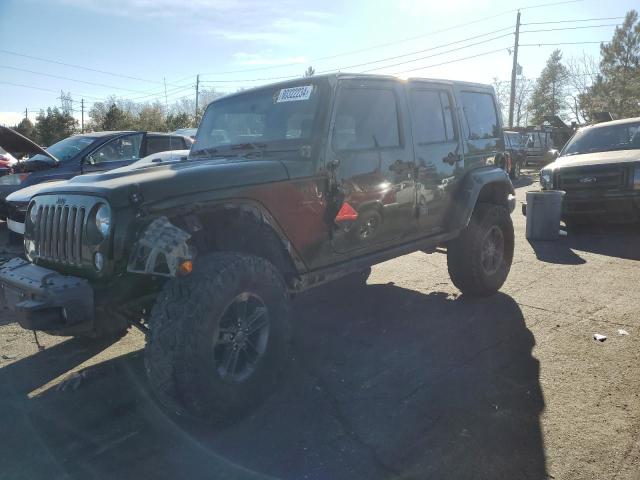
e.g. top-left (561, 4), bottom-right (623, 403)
top-left (528, 50), bottom-right (569, 125)
top-left (587, 10), bottom-right (640, 118)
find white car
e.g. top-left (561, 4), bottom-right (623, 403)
top-left (5, 149), bottom-right (190, 240)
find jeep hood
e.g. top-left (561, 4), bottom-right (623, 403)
top-left (0, 126), bottom-right (58, 163)
top-left (30, 158), bottom-right (290, 208)
top-left (552, 149), bottom-right (640, 169)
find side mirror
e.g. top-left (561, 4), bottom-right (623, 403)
top-left (549, 149), bottom-right (560, 159)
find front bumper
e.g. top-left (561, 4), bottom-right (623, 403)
top-left (563, 191), bottom-right (640, 221)
top-left (0, 258), bottom-right (95, 334)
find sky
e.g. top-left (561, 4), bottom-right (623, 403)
top-left (0, 0), bottom-right (637, 126)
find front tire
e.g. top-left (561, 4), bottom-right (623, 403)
top-left (447, 203), bottom-right (514, 296)
top-left (145, 253), bottom-right (291, 425)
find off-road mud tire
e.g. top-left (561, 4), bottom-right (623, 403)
top-left (447, 203), bottom-right (514, 296)
top-left (145, 252), bottom-right (291, 425)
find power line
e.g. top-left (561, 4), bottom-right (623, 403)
top-left (521, 16), bottom-right (625, 25)
top-left (519, 23), bottom-right (620, 34)
top-left (191, 0), bottom-right (583, 79)
top-left (0, 64), bottom-right (158, 93)
top-left (0, 49), bottom-right (182, 87)
top-left (345, 34), bottom-right (514, 74)
top-left (0, 80), bottom-right (105, 100)
top-left (199, 29), bottom-right (514, 84)
top-left (520, 40), bottom-right (609, 46)
top-left (390, 47), bottom-right (510, 75)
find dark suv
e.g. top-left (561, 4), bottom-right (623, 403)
top-left (0, 74), bottom-right (515, 424)
top-left (540, 117), bottom-right (640, 224)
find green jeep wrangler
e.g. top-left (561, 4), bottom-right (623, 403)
top-left (0, 74), bottom-right (515, 423)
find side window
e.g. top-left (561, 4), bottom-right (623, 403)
top-left (332, 88), bottom-right (400, 150)
top-left (146, 136), bottom-right (175, 155)
top-left (461, 92), bottom-right (500, 140)
top-left (410, 89), bottom-right (457, 144)
top-left (88, 134), bottom-right (142, 165)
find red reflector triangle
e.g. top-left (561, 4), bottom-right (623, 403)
top-left (335, 202), bottom-right (358, 222)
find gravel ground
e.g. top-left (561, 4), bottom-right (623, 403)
top-left (0, 169), bottom-right (638, 480)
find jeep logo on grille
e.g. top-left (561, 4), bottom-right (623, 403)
top-left (579, 176), bottom-right (597, 184)
top-left (56, 197), bottom-right (66, 205)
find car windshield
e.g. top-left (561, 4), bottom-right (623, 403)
top-left (562, 121), bottom-right (640, 156)
top-left (190, 82), bottom-right (324, 158)
top-left (29, 135), bottom-right (97, 163)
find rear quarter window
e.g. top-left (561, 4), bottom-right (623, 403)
top-left (461, 91), bottom-right (500, 140)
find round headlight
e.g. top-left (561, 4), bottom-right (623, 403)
top-left (95, 204), bottom-right (111, 237)
top-left (540, 169), bottom-right (553, 190)
top-left (28, 205), bottom-right (38, 225)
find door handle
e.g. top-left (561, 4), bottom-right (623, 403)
top-left (443, 152), bottom-right (461, 165)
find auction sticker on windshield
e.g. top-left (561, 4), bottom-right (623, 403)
top-left (276, 86), bottom-right (313, 103)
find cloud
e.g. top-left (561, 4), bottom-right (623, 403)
top-left (233, 52), bottom-right (307, 66)
top-left (0, 112), bottom-right (26, 127)
top-left (55, 0), bottom-right (336, 44)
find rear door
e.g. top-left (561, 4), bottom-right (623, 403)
top-left (408, 82), bottom-right (463, 233)
top-left (328, 77), bottom-right (416, 254)
top-left (454, 86), bottom-right (504, 171)
top-left (82, 133), bottom-right (144, 173)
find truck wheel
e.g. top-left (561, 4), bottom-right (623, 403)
top-left (447, 203), bottom-right (514, 296)
top-left (145, 253), bottom-right (291, 425)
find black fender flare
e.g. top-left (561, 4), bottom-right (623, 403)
top-left (448, 167), bottom-right (515, 231)
top-left (145, 198), bottom-right (308, 278)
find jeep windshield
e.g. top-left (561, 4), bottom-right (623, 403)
top-left (190, 81), bottom-right (325, 159)
top-left (561, 121), bottom-right (640, 156)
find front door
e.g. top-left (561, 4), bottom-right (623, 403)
top-left (408, 83), bottom-right (463, 233)
top-left (328, 79), bottom-right (415, 254)
top-left (82, 133), bottom-right (144, 173)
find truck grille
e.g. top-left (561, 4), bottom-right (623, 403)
top-left (28, 195), bottom-right (101, 267)
top-left (34, 204), bottom-right (86, 264)
top-left (557, 165), bottom-right (626, 191)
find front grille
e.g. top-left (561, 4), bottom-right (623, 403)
top-left (557, 165), bottom-right (626, 191)
top-left (28, 194), bottom-right (102, 267)
top-left (34, 204), bottom-right (86, 264)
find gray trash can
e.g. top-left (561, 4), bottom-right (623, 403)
top-left (525, 190), bottom-right (566, 240)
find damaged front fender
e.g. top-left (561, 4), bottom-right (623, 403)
top-left (127, 216), bottom-right (193, 277)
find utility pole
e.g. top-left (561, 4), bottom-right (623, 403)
top-left (81, 98), bottom-right (85, 133)
top-left (24, 108), bottom-right (28, 120)
top-left (195, 74), bottom-right (200, 121)
top-left (508, 10), bottom-right (521, 128)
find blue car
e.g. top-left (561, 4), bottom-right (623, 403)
top-left (0, 128), bottom-right (193, 218)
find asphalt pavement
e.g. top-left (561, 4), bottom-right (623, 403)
top-left (0, 169), bottom-right (638, 480)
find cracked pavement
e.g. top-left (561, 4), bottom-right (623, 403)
top-left (0, 169), bottom-right (639, 480)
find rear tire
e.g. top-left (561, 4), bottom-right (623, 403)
top-left (447, 203), bottom-right (514, 296)
top-left (145, 252), bottom-right (291, 425)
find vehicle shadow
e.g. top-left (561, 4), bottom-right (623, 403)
top-left (0, 283), bottom-right (546, 480)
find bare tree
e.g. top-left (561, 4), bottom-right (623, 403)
top-left (304, 66), bottom-right (315, 77)
top-left (493, 76), bottom-right (533, 127)
top-left (514, 77), bottom-right (534, 127)
top-left (492, 77), bottom-right (510, 124)
top-left (565, 53), bottom-right (599, 123)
